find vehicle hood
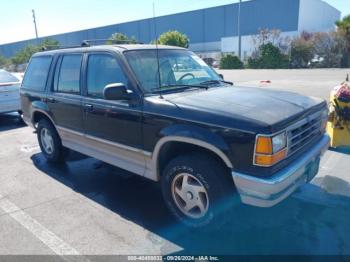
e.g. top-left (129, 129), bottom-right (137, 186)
top-left (162, 86), bottom-right (326, 133)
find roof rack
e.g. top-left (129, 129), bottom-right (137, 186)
top-left (81, 39), bottom-right (144, 46)
top-left (41, 45), bottom-right (82, 51)
top-left (40, 39), bottom-right (144, 52)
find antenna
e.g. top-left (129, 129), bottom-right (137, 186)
top-left (153, 2), bottom-right (163, 99)
top-left (32, 9), bottom-right (39, 39)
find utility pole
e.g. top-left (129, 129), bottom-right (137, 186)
top-left (32, 9), bottom-right (39, 39)
top-left (237, 0), bottom-right (242, 60)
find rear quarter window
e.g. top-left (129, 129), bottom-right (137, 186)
top-left (22, 56), bottom-right (52, 91)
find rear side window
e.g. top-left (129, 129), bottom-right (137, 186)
top-left (22, 56), bottom-right (52, 91)
top-left (87, 54), bottom-right (128, 99)
top-left (55, 54), bottom-right (82, 94)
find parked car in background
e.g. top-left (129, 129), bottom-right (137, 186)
top-left (0, 69), bottom-right (22, 115)
top-left (203, 57), bottom-right (220, 68)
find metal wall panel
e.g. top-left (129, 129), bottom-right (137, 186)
top-left (0, 0), bottom-right (333, 58)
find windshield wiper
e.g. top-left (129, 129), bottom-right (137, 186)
top-left (200, 79), bottom-right (234, 86)
top-left (151, 84), bottom-right (209, 93)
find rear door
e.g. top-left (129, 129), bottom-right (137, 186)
top-left (47, 53), bottom-right (84, 132)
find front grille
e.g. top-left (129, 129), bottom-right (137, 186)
top-left (287, 112), bottom-right (323, 156)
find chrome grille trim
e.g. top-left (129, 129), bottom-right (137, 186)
top-left (286, 111), bottom-right (323, 156)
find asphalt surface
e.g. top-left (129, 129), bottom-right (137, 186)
top-left (218, 68), bottom-right (350, 100)
top-left (0, 69), bottom-right (350, 258)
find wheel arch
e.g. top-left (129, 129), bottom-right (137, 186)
top-left (152, 136), bottom-right (233, 181)
top-left (32, 109), bottom-right (56, 128)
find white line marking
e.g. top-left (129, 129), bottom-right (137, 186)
top-left (0, 195), bottom-right (88, 262)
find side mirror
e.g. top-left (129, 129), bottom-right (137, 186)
top-left (218, 74), bottom-right (224, 80)
top-left (103, 83), bottom-right (131, 100)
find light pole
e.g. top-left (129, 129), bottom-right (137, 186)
top-left (237, 0), bottom-right (242, 59)
top-left (32, 9), bottom-right (39, 39)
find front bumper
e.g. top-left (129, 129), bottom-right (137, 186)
top-left (232, 134), bottom-right (330, 207)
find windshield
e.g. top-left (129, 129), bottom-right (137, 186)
top-left (0, 69), bottom-right (19, 83)
top-left (124, 49), bottom-right (222, 93)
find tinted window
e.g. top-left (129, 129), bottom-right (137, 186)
top-left (0, 70), bottom-right (19, 83)
top-left (87, 54), bottom-right (128, 98)
top-left (22, 56), bottom-right (52, 91)
top-left (56, 54), bottom-right (82, 94)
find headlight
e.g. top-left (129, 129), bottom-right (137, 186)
top-left (254, 132), bottom-right (287, 167)
top-left (272, 132), bottom-right (287, 153)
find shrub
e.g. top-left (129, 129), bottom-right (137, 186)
top-left (155, 30), bottom-right (189, 48)
top-left (219, 54), bottom-right (243, 69)
top-left (290, 37), bottom-right (314, 68)
top-left (248, 43), bottom-right (289, 69)
top-left (107, 33), bottom-right (137, 44)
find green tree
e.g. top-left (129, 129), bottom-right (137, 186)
top-left (107, 33), bottom-right (137, 44)
top-left (336, 15), bottom-right (350, 67)
top-left (11, 38), bottom-right (60, 66)
top-left (0, 54), bottom-right (9, 68)
top-left (248, 43), bottom-right (289, 69)
top-left (155, 30), bottom-right (189, 48)
top-left (219, 54), bottom-right (243, 69)
top-left (40, 38), bottom-right (60, 50)
top-left (290, 32), bottom-right (314, 68)
top-left (11, 45), bottom-right (40, 65)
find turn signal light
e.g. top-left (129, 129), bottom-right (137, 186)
top-left (255, 149), bottom-right (287, 166)
top-left (255, 136), bottom-right (273, 154)
top-left (254, 133), bottom-right (288, 166)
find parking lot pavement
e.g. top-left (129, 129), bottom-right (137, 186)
top-left (1, 70), bottom-right (350, 257)
top-left (1, 115), bottom-right (350, 257)
top-left (218, 69), bottom-right (350, 100)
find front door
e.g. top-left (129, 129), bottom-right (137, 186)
top-left (82, 53), bottom-right (144, 175)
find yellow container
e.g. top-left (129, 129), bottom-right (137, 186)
top-left (327, 90), bottom-right (350, 148)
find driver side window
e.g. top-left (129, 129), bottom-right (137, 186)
top-left (87, 54), bottom-right (128, 99)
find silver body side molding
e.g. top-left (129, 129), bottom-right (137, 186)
top-left (56, 127), bottom-right (233, 182)
top-left (57, 126), bottom-right (153, 179)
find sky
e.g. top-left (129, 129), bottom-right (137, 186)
top-left (0, 0), bottom-right (349, 45)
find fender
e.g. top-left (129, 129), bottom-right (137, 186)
top-left (30, 100), bottom-right (55, 126)
top-left (146, 124), bottom-right (234, 181)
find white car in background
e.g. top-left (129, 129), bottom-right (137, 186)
top-left (0, 69), bottom-right (22, 114)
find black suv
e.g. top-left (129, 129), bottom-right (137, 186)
top-left (21, 44), bottom-right (330, 228)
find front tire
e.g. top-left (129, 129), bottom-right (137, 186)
top-left (161, 153), bottom-right (237, 229)
top-left (37, 119), bottom-right (66, 163)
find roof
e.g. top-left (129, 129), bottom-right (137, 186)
top-left (33, 44), bottom-right (185, 57)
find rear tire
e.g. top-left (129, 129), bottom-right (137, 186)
top-left (37, 119), bottom-right (66, 163)
top-left (161, 153), bottom-right (237, 229)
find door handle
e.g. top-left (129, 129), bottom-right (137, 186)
top-left (84, 104), bottom-right (94, 112)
